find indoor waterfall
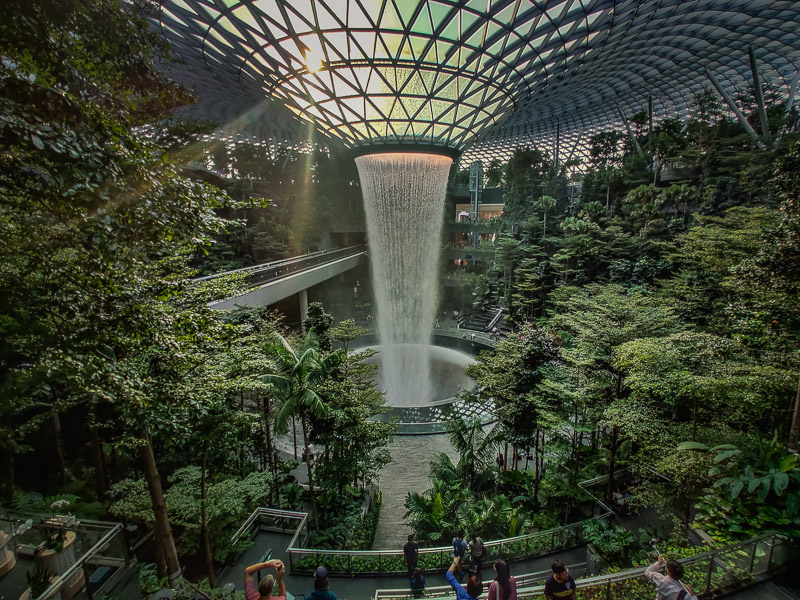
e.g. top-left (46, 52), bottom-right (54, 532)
top-left (355, 152), bottom-right (452, 406)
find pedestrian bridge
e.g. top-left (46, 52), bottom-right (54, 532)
top-left (199, 245), bottom-right (367, 311)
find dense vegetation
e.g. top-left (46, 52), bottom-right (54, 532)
top-left (407, 85), bottom-right (800, 560)
top-left (0, 0), bottom-right (392, 590)
top-left (2, 0), bottom-right (799, 592)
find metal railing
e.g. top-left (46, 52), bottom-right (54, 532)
top-left (196, 244), bottom-right (367, 289)
top-left (372, 532), bottom-right (795, 600)
top-left (512, 532), bottom-right (793, 600)
top-left (286, 514), bottom-right (611, 576)
top-left (0, 513), bottom-right (132, 600)
top-left (372, 563), bottom-right (587, 600)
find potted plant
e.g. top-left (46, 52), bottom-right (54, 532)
top-left (0, 529), bottom-right (16, 577)
top-left (20, 565), bottom-right (59, 600)
top-left (34, 527), bottom-right (83, 600)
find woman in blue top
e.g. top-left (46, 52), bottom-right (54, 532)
top-left (446, 556), bottom-right (483, 600)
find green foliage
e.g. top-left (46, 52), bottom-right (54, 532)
top-left (678, 434), bottom-right (800, 541)
top-left (349, 490), bottom-right (382, 550)
top-left (111, 468), bottom-right (271, 562)
top-left (583, 519), bottom-right (636, 564)
top-left (26, 565), bottom-right (51, 598)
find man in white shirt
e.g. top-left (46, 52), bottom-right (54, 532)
top-left (644, 555), bottom-right (698, 600)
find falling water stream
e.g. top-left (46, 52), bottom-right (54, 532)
top-left (355, 152), bottom-right (452, 406)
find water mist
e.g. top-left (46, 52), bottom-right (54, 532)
top-left (355, 152), bottom-right (452, 406)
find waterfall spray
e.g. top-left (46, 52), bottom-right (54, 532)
top-left (355, 152), bottom-right (452, 406)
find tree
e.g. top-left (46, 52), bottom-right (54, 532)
top-left (549, 284), bottom-right (682, 499)
top-left (312, 346), bottom-right (395, 503)
top-left (0, 0), bottom-right (240, 584)
top-left (534, 195), bottom-right (558, 241)
top-left (303, 302), bottom-right (334, 352)
top-left (445, 418), bottom-right (496, 490)
top-left (262, 332), bottom-right (343, 532)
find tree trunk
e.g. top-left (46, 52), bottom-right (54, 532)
top-left (301, 412), bottom-right (319, 532)
top-left (2, 449), bottom-right (14, 500)
top-left (151, 521), bottom-right (168, 579)
top-left (691, 396), bottom-right (699, 442)
top-left (532, 433), bottom-right (540, 510)
top-left (292, 417), bottom-right (298, 461)
top-left (53, 412), bottom-right (70, 487)
top-left (789, 370), bottom-right (800, 452)
top-left (139, 434), bottom-right (182, 585)
top-left (91, 426), bottom-right (108, 499)
top-left (503, 443), bottom-right (508, 471)
top-left (200, 441), bottom-right (215, 587)
top-left (606, 426), bottom-right (620, 502)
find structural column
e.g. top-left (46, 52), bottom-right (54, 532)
top-left (299, 288), bottom-right (308, 325)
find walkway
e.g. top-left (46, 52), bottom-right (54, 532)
top-left (220, 530), bottom-right (585, 600)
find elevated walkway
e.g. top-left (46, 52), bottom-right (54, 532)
top-left (200, 245), bottom-right (367, 310)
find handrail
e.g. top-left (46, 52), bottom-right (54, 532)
top-left (372, 532), bottom-right (795, 600)
top-left (195, 245), bottom-right (367, 283)
top-left (35, 523), bottom-right (125, 600)
top-left (286, 513), bottom-right (612, 575)
top-left (230, 507), bottom-right (612, 576)
top-left (372, 563), bottom-right (587, 600)
top-left (513, 532), bottom-right (791, 598)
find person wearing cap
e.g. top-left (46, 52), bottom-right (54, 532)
top-left (244, 559), bottom-right (287, 600)
top-left (308, 566), bottom-right (338, 600)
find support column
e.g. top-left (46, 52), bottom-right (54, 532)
top-left (749, 46), bottom-right (771, 145)
top-left (648, 94), bottom-right (653, 144)
top-left (299, 288), bottom-right (308, 326)
top-left (617, 103), bottom-right (643, 155)
top-left (706, 68), bottom-right (766, 150)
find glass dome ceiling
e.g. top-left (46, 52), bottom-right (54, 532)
top-left (153, 0), bottom-right (800, 164)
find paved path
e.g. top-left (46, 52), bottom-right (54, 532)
top-left (372, 432), bottom-right (456, 549)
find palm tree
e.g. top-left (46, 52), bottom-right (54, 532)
top-left (534, 195), bottom-right (557, 241)
top-left (261, 332), bottom-right (342, 532)
top-left (446, 418), bottom-right (496, 489)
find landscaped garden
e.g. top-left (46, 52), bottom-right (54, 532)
top-left (1, 1), bottom-right (799, 599)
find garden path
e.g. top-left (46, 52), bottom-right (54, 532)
top-left (371, 432), bottom-right (456, 549)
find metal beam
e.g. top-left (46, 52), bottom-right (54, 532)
top-left (786, 69), bottom-right (800, 117)
top-left (749, 46), bottom-right (771, 145)
top-left (776, 69), bottom-right (799, 143)
top-left (616, 103), bottom-right (643, 155)
top-left (705, 68), bottom-right (766, 150)
top-left (648, 94), bottom-right (653, 144)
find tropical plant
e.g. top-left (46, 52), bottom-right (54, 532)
top-left (678, 434), bottom-right (800, 540)
top-left (262, 331), bottom-right (344, 531)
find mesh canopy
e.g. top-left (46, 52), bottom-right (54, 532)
top-left (153, 0), bottom-right (800, 164)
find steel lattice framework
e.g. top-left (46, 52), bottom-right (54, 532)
top-left (153, 0), bottom-right (800, 166)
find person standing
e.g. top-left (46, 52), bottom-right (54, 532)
top-left (487, 559), bottom-right (517, 600)
top-left (404, 534), bottom-right (419, 576)
top-left (307, 566), bottom-right (338, 600)
top-left (495, 452), bottom-right (505, 471)
top-left (446, 556), bottom-right (483, 600)
top-left (244, 559), bottom-right (287, 600)
top-left (544, 561), bottom-right (577, 600)
top-left (453, 531), bottom-right (468, 561)
top-left (469, 533), bottom-right (486, 574)
top-left (644, 555), bottom-right (698, 600)
top-left (409, 567), bottom-right (426, 599)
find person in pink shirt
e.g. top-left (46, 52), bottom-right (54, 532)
top-left (487, 559), bottom-right (517, 600)
top-left (244, 559), bottom-right (287, 600)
